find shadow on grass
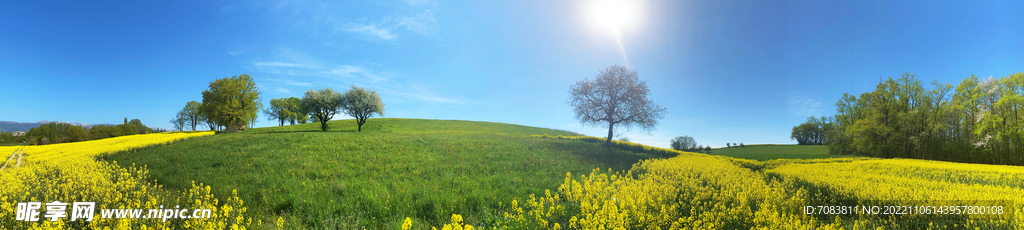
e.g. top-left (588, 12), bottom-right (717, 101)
top-left (254, 130), bottom-right (358, 134)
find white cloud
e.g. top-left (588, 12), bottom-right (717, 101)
top-left (285, 80), bottom-right (311, 86)
top-left (253, 62), bottom-right (309, 68)
top-left (321, 65), bottom-right (390, 82)
top-left (396, 10), bottom-right (437, 34)
top-left (228, 50), bottom-right (244, 55)
top-left (344, 24), bottom-right (397, 40)
top-left (373, 84), bottom-right (463, 104)
top-left (787, 96), bottom-right (822, 117)
top-left (249, 49), bottom-right (464, 105)
top-left (405, 0), bottom-right (436, 7)
top-left (275, 87), bottom-right (290, 93)
top-left (339, 10), bottom-right (437, 40)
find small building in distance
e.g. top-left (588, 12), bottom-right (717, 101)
top-left (12, 131), bottom-right (25, 136)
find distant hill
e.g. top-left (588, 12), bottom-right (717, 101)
top-left (0, 121), bottom-right (115, 132)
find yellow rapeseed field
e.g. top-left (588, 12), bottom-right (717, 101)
top-left (409, 135), bottom-right (1024, 229)
top-left (0, 131), bottom-right (254, 230)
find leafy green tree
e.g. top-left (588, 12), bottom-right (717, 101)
top-left (182, 101), bottom-right (204, 131)
top-left (671, 136), bottom-right (696, 151)
top-left (90, 125), bottom-right (121, 139)
top-left (128, 118), bottom-right (151, 134)
top-left (116, 124), bottom-right (138, 136)
top-left (301, 88), bottom-right (345, 131)
top-left (568, 65), bottom-right (667, 145)
top-left (264, 98), bottom-right (290, 126)
top-left (791, 116), bottom-right (832, 145)
top-left (340, 85), bottom-right (385, 132)
top-left (285, 97), bottom-right (308, 125)
top-left (201, 74), bottom-right (262, 132)
top-left (202, 111), bottom-right (219, 131)
top-left (822, 73), bottom-right (1024, 164)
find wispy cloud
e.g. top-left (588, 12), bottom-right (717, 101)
top-left (228, 50), bottom-right (244, 55)
top-left (284, 81), bottom-right (311, 87)
top-left (405, 0), bottom-right (436, 7)
top-left (266, 78), bottom-right (313, 87)
top-left (373, 83), bottom-right (463, 104)
top-left (343, 24), bottom-right (397, 40)
top-left (275, 87), bottom-right (290, 93)
top-left (338, 10), bottom-right (437, 40)
top-left (250, 49), bottom-right (461, 104)
top-left (787, 95), bottom-right (823, 117)
top-left (254, 62), bottom-right (309, 68)
top-left (396, 11), bottom-right (437, 35)
top-left (321, 65), bottom-right (390, 82)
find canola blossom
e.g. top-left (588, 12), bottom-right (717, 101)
top-left (17, 131), bottom-right (215, 163)
top-left (0, 131), bottom-right (254, 229)
top-left (411, 139), bottom-right (1024, 229)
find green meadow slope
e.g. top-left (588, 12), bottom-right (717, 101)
top-left (707, 144), bottom-right (849, 160)
top-left (104, 118), bottom-right (656, 229)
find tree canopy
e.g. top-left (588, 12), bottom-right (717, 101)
top-left (568, 65), bottom-right (667, 145)
top-left (671, 136), bottom-right (696, 151)
top-left (285, 97), bottom-right (308, 125)
top-left (791, 116), bottom-right (833, 145)
top-left (264, 98), bottom-right (291, 126)
top-left (340, 85), bottom-right (385, 132)
top-left (201, 74), bottom-right (262, 132)
top-left (823, 72), bottom-right (1024, 165)
top-left (182, 101), bottom-right (203, 131)
top-left (301, 88), bottom-right (345, 131)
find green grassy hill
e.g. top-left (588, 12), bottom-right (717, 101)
top-left (707, 144), bottom-right (849, 160)
top-left (104, 118), bottom-right (656, 229)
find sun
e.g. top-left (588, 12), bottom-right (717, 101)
top-left (589, 0), bottom-right (640, 32)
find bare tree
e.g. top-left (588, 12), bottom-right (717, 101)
top-left (569, 65), bottom-right (667, 145)
top-left (170, 111), bottom-right (186, 131)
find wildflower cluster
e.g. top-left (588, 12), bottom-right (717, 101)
top-left (768, 158), bottom-right (1023, 228)
top-left (0, 131), bottom-right (254, 229)
top-left (412, 137), bottom-right (1024, 229)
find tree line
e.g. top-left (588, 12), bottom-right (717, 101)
top-left (0, 118), bottom-right (161, 145)
top-left (670, 135), bottom-right (712, 153)
top-left (172, 74), bottom-right (384, 132)
top-left (172, 74), bottom-right (263, 132)
top-left (812, 72), bottom-right (1024, 165)
top-left (790, 116), bottom-right (834, 145)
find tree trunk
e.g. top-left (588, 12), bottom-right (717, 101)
top-left (606, 122), bottom-right (614, 146)
top-left (358, 124), bottom-right (362, 132)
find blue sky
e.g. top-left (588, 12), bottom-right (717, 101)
top-left (1, 0), bottom-right (1021, 148)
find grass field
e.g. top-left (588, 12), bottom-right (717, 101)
top-left (104, 118), bottom-right (657, 229)
top-left (707, 144), bottom-right (849, 160)
top-left (4, 119), bottom-right (1024, 229)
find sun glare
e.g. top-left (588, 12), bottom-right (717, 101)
top-left (590, 0), bottom-right (639, 31)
